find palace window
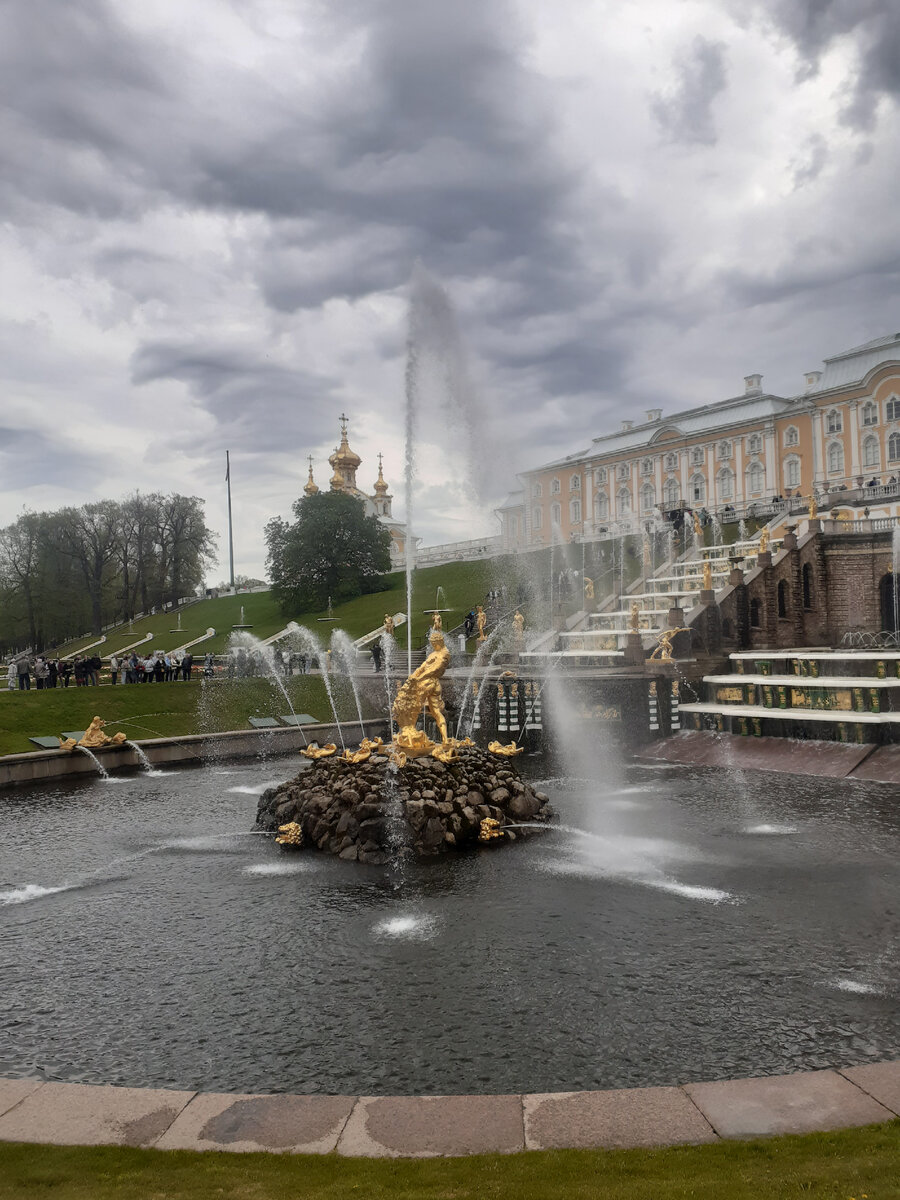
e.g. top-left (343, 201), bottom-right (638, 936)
top-left (595, 467), bottom-right (607, 484)
top-left (827, 441), bottom-right (844, 474)
top-left (826, 409), bottom-right (842, 434)
top-left (717, 468), bottom-right (734, 501)
top-left (532, 482), bottom-right (542, 499)
top-left (551, 477), bottom-right (561, 494)
top-left (664, 452), bottom-right (678, 471)
top-left (569, 498), bottom-right (582, 524)
top-left (532, 507), bottom-right (543, 530)
top-left (717, 440), bottom-right (732, 461)
top-left (640, 457), bottom-right (653, 477)
top-left (863, 436), bottom-right (880, 469)
top-left (784, 426), bottom-right (799, 447)
top-left (690, 473), bottom-right (705, 503)
top-left (889, 432), bottom-right (900, 462)
top-left (887, 397), bottom-right (900, 422)
top-left (691, 447), bottom-right (705, 466)
top-left (784, 457), bottom-right (801, 489)
top-left (616, 462), bottom-right (631, 480)
top-left (550, 502), bottom-right (562, 527)
top-left (640, 483), bottom-right (656, 513)
top-left (862, 401), bottom-right (878, 427)
top-left (594, 492), bottom-right (608, 520)
top-left (747, 461), bottom-right (764, 494)
top-left (617, 487), bottom-right (632, 515)
top-left (570, 474), bottom-right (581, 491)
top-left (663, 478), bottom-right (680, 507)
top-left (747, 433), bottom-right (763, 455)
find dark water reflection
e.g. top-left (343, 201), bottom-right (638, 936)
top-left (1, 755), bottom-right (898, 1095)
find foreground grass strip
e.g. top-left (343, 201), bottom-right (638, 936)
top-left (0, 1122), bottom-right (897, 1199)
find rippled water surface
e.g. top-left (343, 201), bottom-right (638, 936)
top-left (1, 755), bottom-right (898, 1095)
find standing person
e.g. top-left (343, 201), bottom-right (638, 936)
top-left (164, 653), bottom-right (173, 682)
top-left (73, 657), bottom-right (86, 687)
top-left (153, 654), bottom-right (165, 683)
top-left (7, 660), bottom-right (17, 691)
top-left (203, 652), bottom-right (214, 678)
top-left (182, 652), bottom-right (193, 681)
top-left (34, 657), bottom-right (49, 689)
top-left (110, 654), bottom-right (119, 685)
top-left (16, 656), bottom-right (30, 690)
top-left (60, 659), bottom-right (72, 687)
top-left (371, 639), bottom-right (382, 672)
top-left (89, 654), bottom-right (101, 686)
top-left (48, 657), bottom-right (58, 689)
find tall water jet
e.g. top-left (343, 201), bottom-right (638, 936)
top-left (228, 630), bottom-right (304, 741)
top-left (329, 628), bottom-right (367, 740)
top-left (289, 625), bottom-right (345, 749)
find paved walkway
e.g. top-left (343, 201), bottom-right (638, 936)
top-left (0, 1063), bottom-right (897, 1156)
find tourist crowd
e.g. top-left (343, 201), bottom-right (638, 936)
top-left (4, 650), bottom-right (212, 690)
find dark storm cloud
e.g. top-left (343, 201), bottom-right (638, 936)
top-left (130, 342), bottom-right (340, 454)
top-left (651, 36), bottom-right (728, 145)
top-left (0, 428), bottom-right (104, 492)
top-left (749, 0), bottom-right (900, 129)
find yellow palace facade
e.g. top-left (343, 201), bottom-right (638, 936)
top-left (498, 332), bottom-right (900, 549)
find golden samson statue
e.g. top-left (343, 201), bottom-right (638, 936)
top-left (391, 631), bottom-right (454, 761)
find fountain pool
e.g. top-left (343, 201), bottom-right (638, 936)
top-left (1, 755), bottom-right (898, 1097)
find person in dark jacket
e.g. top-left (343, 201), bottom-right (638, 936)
top-left (181, 653), bottom-right (193, 681)
top-left (16, 656), bottom-right (31, 690)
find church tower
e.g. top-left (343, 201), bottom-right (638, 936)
top-left (303, 455), bottom-right (319, 496)
top-left (328, 414), bottom-right (362, 491)
top-left (372, 453), bottom-right (393, 518)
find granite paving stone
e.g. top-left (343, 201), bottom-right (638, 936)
top-left (337, 1095), bottom-right (525, 1158)
top-left (0, 1083), bottom-right (194, 1147)
top-left (685, 1070), bottom-right (893, 1139)
top-left (0, 1080), bottom-right (43, 1120)
top-left (155, 1092), bottom-right (357, 1154)
top-left (839, 1061), bottom-right (900, 1117)
top-left (524, 1086), bottom-right (718, 1150)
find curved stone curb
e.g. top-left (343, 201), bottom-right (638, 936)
top-left (0, 1062), bottom-right (898, 1157)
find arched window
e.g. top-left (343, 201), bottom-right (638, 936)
top-left (532, 482), bottom-right (542, 499)
top-left (862, 401), bottom-right (878, 426)
top-left (863, 436), bottom-right (880, 469)
top-left (569, 498), bottom-right (582, 524)
top-left (748, 433), bottom-right (763, 455)
top-left (551, 477), bottom-right (561, 494)
top-left (532, 507), bottom-right (543, 530)
top-left (594, 492), bottom-right (608, 520)
top-left (717, 441), bottom-right (732, 460)
top-left (887, 397), bottom-right (900, 422)
top-left (570, 474), bottom-right (580, 491)
top-left (826, 409), bottom-right (842, 434)
top-left (595, 467), bottom-right (607, 484)
top-left (802, 563), bottom-right (812, 609)
top-left (750, 597), bottom-right (761, 627)
top-left (617, 487), bottom-right (632, 515)
top-left (747, 461), bottom-right (764, 494)
top-left (690, 473), bottom-right (705, 503)
top-left (664, 452), bottom-right (678, 471)
top-left (664, 478), bottom-right (680, 507)
top-left (784, 426), bottom-right (799, 447)
top-left (827, 441), bottom-right (844, 473)
top-left (640, 457), bottom-right (653, 476)
top-left (640, 483), bottom-right (656, 513)
top-left (777, 579), bottom-right (787, 619)
top-left (691, 447), bottom-right (704, 466)
top-left (550, 502), bottom-right (561, 527)
top-left (616, 462), bottom-right (631, 480)
top-left (717, 468), bottom-right (734, 501)
top-left (890, 432), bottom-right (900, 461)
top-left (784, 457), bottom-right (801, 489)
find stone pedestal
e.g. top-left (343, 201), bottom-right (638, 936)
top-left (782, 530), bottom-right (798, 550)
top-left (807, 518), bottom-right (821, 534)
top-left (668, 606), bottom-right (685, 629)
top-left (623, 632), bottom-right (645, 666)
top-left (699, 589), bottom-right (715, 606)
top-left (729, 567), bottom-right (744, 586)
top-left (757, 551), bottom-right (772, 568)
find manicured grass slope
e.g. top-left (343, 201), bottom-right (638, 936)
top-left (0, 1122), bottom-right (897, 1200)
top-left (0, 678), bottom-right (339, 757)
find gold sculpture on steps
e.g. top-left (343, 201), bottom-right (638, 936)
top-left (488, 741), bottom-right (525, 757)
top-left (391, 631), bottom-right (455, 761)
top-left (59, 716), bottom-right (127, 751)
top-left (702, 561), bottom-right (713, 591)
top-left (649, 627), bottom-right (689, 661)
top-left (476, 605), bottom-right (486, 641)
top-left (759, 527), bottom-right (769, 552)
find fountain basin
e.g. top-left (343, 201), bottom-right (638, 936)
top-left (255, 744), bottom-right (554, 862)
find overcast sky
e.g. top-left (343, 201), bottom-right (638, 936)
top-left (2, 0), bottom-right (899, 579)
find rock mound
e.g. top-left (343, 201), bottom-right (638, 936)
top-left (255, 744), bottom-right (554, 864)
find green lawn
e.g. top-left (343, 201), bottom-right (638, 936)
top-left (0, 677), bottom-right (359, 757)
top-left (0, 1122), bottom-right (897, 1199)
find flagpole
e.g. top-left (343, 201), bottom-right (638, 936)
top-left (226, 450), bottom-right (235, 590)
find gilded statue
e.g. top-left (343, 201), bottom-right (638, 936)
top-left (300, 743), bottom-right (337, 759)
top-left (478, 817), bottom-right (504, 842)
top-left (629, 602), bottom-right (641, 633)
top-left (392, 631), bottom-right (451, 758)
top-left (642, 538), bottom-right (652, 568)
top-left (276, 822), bottom-right (303, 847)
top-left (60, 716), bottom-right (127, 751)
top-left (488, 740), bottom-right (525, 757)
top-left (759, 527), bottom-right (769, 552)
top-left (383, 614), bottom-right (395, 635)
top-left (512, 610), bottom-right (525, 640)
top-left (476, 605), bottom-right (486, 642)
top-left (649, 627), bottom-right (689, 661)
top-left (808, 494), bottom-right (817, 520)
top-left (583, 577), bottom-right (594, 600)
top-left (702, 561), bottom-right (713, 591)
top-left (693, 512), bottom-right (702, 537)
top-left (431, 611), bottom-right (442, 631)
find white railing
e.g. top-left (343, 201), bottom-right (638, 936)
top-left (413, 536), bottom-right (502, 566)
